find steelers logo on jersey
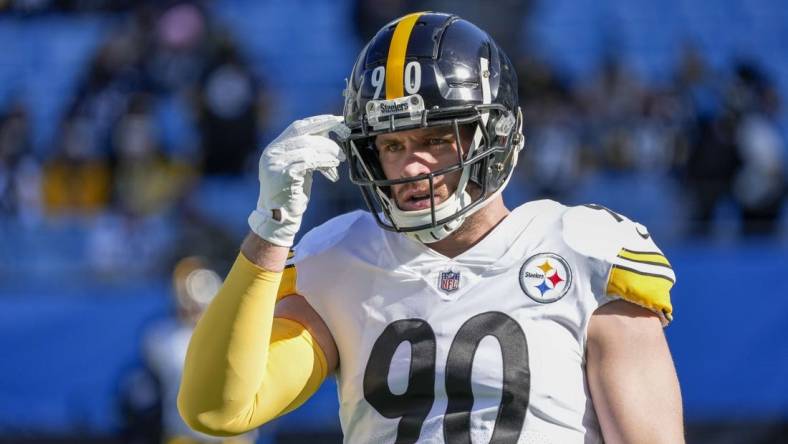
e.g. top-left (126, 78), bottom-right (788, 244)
top-left (519, 253), bottom-right (573, 303)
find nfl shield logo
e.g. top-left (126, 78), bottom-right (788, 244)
top-left (439, 270), bottom-right (461, 293)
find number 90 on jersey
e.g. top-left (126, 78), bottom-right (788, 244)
top-left (362, 311), bottom-right (530, 444)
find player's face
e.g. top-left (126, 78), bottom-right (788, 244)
top-left (375, 126), bottom-right (473, 211)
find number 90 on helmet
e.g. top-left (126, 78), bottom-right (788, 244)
top-left (342, 12), bottom-right (525, 244)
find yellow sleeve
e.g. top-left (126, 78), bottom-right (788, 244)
top-left (606, 248), bottom-right (675, 325)
top-left (177, 253), bottom-right (328, 436)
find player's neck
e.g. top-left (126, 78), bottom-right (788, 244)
top-left (427, 197), bottom-right (509, 259)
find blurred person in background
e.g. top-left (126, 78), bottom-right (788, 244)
top-left (194, 34), bottom-right (271, 176)
top-left (679, 56), bottom-right (788, 237)
top-left (120, 256), bottom-right (257, 444)
top-left (0, 100), bottom-right (41, 225)
top-left (516, 56), bottom-right (585, 200)
top-left (111, 92), bottom-right (195, 218)
top-left (145, 2), bottom-right (211, 94)
top-left (69, 17), bottom-right (149, 155)
top-left (578, 55), bottom-right (646, 172)
top-left (727, 62), bottom-right (786, 236)
top-left (629, 91), bottom-right (683, 175)
top-left (179, 12), bottom-right (683, 444)
top-left (41, 112), bottom-right (112, 217)
top-left (676, 49), bottom-right (741, 236)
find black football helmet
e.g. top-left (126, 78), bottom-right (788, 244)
top-left (342, 12), bottom-right (524, 243)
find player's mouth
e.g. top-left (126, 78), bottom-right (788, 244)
top-left (398, 190), bottom-right (443, 211)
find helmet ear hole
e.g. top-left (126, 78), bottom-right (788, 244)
top-left (351, 137), bottom-right (392, 197)
top-left (364, 140), bottom-right (387, 181)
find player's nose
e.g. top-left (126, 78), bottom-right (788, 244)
top-left (399, 146), bottom-right (435, 179)
top-left (400, 157), bottom-right (432, 179)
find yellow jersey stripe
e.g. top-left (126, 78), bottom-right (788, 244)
top-left (277, 264), bottom-right (297, 300)
top-left (385, 12), bottom-right (424, 99)
top-left (612, 264), bottom-right (675, 284)
top-left (618, 248), bottom-right (671, 268)
top-left (608, 265), bottom-right (674, 322)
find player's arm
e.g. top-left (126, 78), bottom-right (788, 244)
top-left (564, 205), bottom-right (684, 442)
top-left (178, 234), bottom-right (338, 435)
top-left (586, 300), bottom-right (684, 444)
top-left (177, 116), bottom-right (344, 436)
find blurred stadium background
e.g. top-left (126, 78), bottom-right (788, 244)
top-left (0, 0), bottom-right (786, 443)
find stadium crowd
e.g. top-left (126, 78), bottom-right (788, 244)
top-left (0, 1), bottom-right (785, 273)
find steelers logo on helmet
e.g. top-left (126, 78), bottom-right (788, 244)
top-left (519, 253), bottom-right (572, 303)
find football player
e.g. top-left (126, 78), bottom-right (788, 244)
top-left (178, 12), bottom-right (684, 444)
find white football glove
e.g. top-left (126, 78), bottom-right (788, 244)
top-left (248, 115), bottom-right (348, 247)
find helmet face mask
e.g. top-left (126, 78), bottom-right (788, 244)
top-left (342, 12), bottom-right (524, 243)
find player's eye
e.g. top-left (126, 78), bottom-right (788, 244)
top-left (381, 142), bottom-right (403, 153)
top-left (427, 137), bottom-right (451, 146)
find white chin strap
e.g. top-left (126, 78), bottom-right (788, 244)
top-left (387, 188), bottom-right (473, 243)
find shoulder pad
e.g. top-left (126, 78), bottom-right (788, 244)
top-left (562, 204), bottom-right (676, 324)
top-left (291, 210), bottom-right (370, 262)
top-left (280, 210), bottom-right (370, 299)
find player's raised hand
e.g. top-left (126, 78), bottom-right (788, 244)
top-left (248, 115), bottom-right (348, 247)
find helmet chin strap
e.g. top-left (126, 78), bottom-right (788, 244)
top-left (388, 187), bottom-right (472, 243)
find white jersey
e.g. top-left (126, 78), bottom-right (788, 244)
top-left (289, 200), bottom-right (675, 444)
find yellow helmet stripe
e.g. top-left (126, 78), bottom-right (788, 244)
top-left (385, 12), bottom-right (424, 99)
